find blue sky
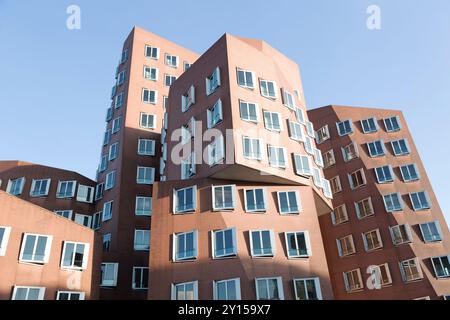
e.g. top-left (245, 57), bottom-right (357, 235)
top-left (0, 0), bottom-right (449, 223)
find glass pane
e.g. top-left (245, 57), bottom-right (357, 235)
top-left (63, 242), bottom-right (74, 267)
top-left (295, 281), bottom-right (307, 300)
top-left (22, 235), bottom-right (36, 261)
top-left (74, 244), bottom-right (85, 267)
top-left (252, 232), bottom-right (262, 255)
top-left (226, 280), bottom-right (237, 300)
top-left (217, 281), bottom-right (227, 300)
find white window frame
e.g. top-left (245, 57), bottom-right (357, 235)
top-left (208, 135), bottom-right (225, 166)
top-left (348, 169), bottom-right (366, 190)
top-left (242, 136), bottom-right (263, 160)
top-left (164, 74), bottom-right (177, 87)
top-left (331, 205), bottom-right (349, 225)
top-left (367, 140), bottom-right (385, 157)
top-left (284, 231), bottom-right (312, 258)
top-left (289, 121), bottom-right (305, 142)
top-left (138, 139), bottom-right (156, 156)
top-left (60, 241), bottom-right (89, 270)
top-left (239, 100), bottom-right (259, 123)
top-left (143, 66), bottom-right (158, 81)
top-left (255, 277), bottom-right (284, 300)
top-left (172, 230), bottom-right (198, 261)
top-left (384, 116), bottom-right (401, 132)
top-left (181, 85), bottom-right (196, 112)
top-left (134, 229), bottom-right (150, 251)
top-left (281, 88), bottom-right (295, 109)
top-left (389, 224), bottom-right (413, 246)
top-left (102, 201), bottom-right (113, 222)
top-left (399, 258), bottom-right (423, 282)
top-left (341, 142), bottom-right (359, 162)
top-left (294, 154), bottom-right (312, 177)
top-left (277, 191), bottom-right (301, 214)
top-left (249, 230), bottom-right (276, 258)
top-left (212, 228), bottom-right (237, 259)
top-left (315, 125), bottom-right (330, 144)
top-left (165, 53), bottom-right (179, 68)
top-left (361, 117), bottom-right (378, 133)
top-left (109, 142), bottom-right (119, 161)
top-left (112, 116), bottom-right (122, 134)
top-left (362, 229), bottom-right (383, 252)
top-left (263, 110), bottom-right (282, 132)
top-left (268, 145), bottom-right (287, 169)
top-left (76, 184), bottom-right (94, 203)
top-left (101, 262), bottom-right (119, 287)
top-left (213, 278), bottom-right (241, 300)
top-left (343, 269), bottom-right (364, 293)
top-left (330, 175), bottom-right (342, 194)
top-left (29, 178), bottom-right (51, 197)
top-left (400, 163), bottom-right (420, 182)
top-left (19, 233), bottom-right (53, 264)
top-left (244, 188), bottom-right (267, 213)
top-left (259, 79), bottom-right (278, 99)
top-left (391, 139), bottom-right (410, 156)
top-left (132, 267), bottom-right (149, 290)
top-left (74, 213), bottom-right (92, 228)
top-left (419, 221), bottom-right (442, 243)
top-left (171, 281), bottom-right (198, 300)
top-left (336, 235), bottom-right (356, 257)
top-left (56, 180), bottom-right (76, 199)
top-left (237, 68), bottom-right (255, 89)
top-left (409, 191), bottom-right (431, 211)
top-left (55, 210), bottom-right (73, 220)
top-left (105, 171), bottom-right (116, 190)
top-left (135, 196), bottom-right (152, 216)
top-left (0, 226), bottom-right (12, 256)
top-left (11, 286), bottom-right (45, 300)
top-left (144, 45), bottom-right (159, 59)
top-left (293, 278), bottom-right (322, 300)
top-left (207, 99), bottom-right (223, 128)
top-left (323, 149), bottom-right (336, 168)
top-left (336, 119), bottom-right (353, 136)
top-left (173, 186), bottom-right (197, 214)
top-left (142, 88), bottom-right (158, 105)
top-left (374, 165), bottom-right (394, 184)
top-left (136, 166), bottom-right (155, 185)
top-left (206, 67), bottom-right (221, 95)
top-left (355, 197), bottom-right (374, 219)
top-left (212, 185), bottom-right (236, 211)
top-left (56, 291), bottom-right (85, 300)
top-left (431, 256), bottom-right (450, 278)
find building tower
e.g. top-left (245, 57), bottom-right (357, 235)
top-left (94, 27), bottom-right (198, 299)
top-left (149, 34), bottom-right (334, 300)
top-left (308, 105), bottom-right (450, 300)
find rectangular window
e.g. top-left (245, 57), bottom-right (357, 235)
top-left (181, 152), bottom-right (196, 180)
top-left (355, 197), bottom-right (374, 219)
top-left (101, 263), bottom-right (119, 287)
top-left (313, 148), bottom-right (324, 168)
top-left (293, 278), bottom-right (322, 300)
top-left (277, 191), bottom-right (301, 214)
top-left (56, 291), bottom-right (85, 300)
top-left (389, 224), bottom-right (413, 246)
top-left (75, 214), bottom-right (91, 228)
top-left (337, 235), bottom-right (356, 257)
top-left (348, 169), bottom-right (366, 189)
top-left (117, 70), bottom-right (126, 85)
top-left (142, 88), bottom-right (157, 104)
top-left (375, 165), bottom-right (394, 183)
top-left (399, 258), bottom-right (423, 282)
top-left (112, 116), bottom-right (122, 134)
top-left (105, 171), bottom-right (116, 190)
top-left (121, 49), bottom-right (129, 63)
top-left (391, 139), bottom-right (410, 156)
top-left (12, 286), bottom-right (45, 300)
top-left (6, 177), bottom-right (25, 196)
top-left (362, 229), bottom-right (383, 251)
top-left (419, 221), bottom-right (442, 243)
top-left (173, 230), bottom-right (198, 261)
top-left (342, 142), bottom-right (359, 162)
top-left (289, 121), bottom-right (304, 142)
top-left (212, 228), bottom-right (237, 258)
top-left (164, 74), bottom-right (177, 87)
top-left (368, 264), bottom-right (392, 287)
top-left (181, 85), bottom-right (196, 112)
top-left (103, 130), bottom-right (111, 146)
top-left (213, 278), bottom-right (241, 300)
top-left (105, 107), bottom-right (113, 122)
top-left (111, 85), bottom-right (116, 98)
top-left (145, 45), bottom-right (159, 59)
top-left (109, 142), bottom-right (119, 161)
top-left (134, 230), bottom-right (150, 251)
top-left (322, 179), bottom-right (332, 199)
top-left (305, 121), bottom-right (315, 138)
top-left (330, 176), bottom-right (342, 194)
top-left (102, 201), bottom-right (113, 222)
top-left (61, 242), bottom-right (89, 270)
top-left (237, 68), bottom-right (254, 89)
top-left (138, 139), bottom-right (155, 156)
top-left (383, 193), bottom-right (403, 212)
top-left (294, 154), bottom-right (312, 176)
top-left (315, 125), bottom-right (330, 144)
top-left (132, 267), bottom-right (149, 290)
top-left (239, 100), bottom-right (259, 123)
top-left (431, 256), bottom-right (450, 278)
top-left (268, 145), bottom-right (287, 168)
top-left (208, 135), bottom-right (225, 166)
top-left (312, 167), bottom-right (322, 188)
top-left (77, 184), bottom-right (94, 203)
top-left (92, 212), bottom-right (101, 230)
top-left (259, 79), bottom-right (277, 99)
top-left (250, 230), bottom-right (275, 257)
top-left (207, 99), bottom-right (223, 128)
top-left (206, 67), bottom-right (221, 95)
top-left (115, 92), bottom-right (123, 108)
top-left (55, 210), bottom-right (72, 220)
top-left (384, 116), bottom-right (401, 132)
top-left (0, 226), bottom-right (12, 256)
top-left (323, 149), bottom-right (336, 168)
top-left (56, 180), bottom-right (76, 198)
top-left (255, 277), bottom-right (284, 300)
top-left (135, 196), bottom-right (152, 216)
top-left (94, 183), bottom-right (104, 201)
top-left (140, 113), bottom-right (156, 129)
top-left (20, 233), bottom-right (53, 264)
top-left (304, 136), bottom-right (314, 155)
top-left (295, 107), bottom-right (306, 124)
top-left (181, 117), bottom-right (196, 143)
top-left (136, 166), bottom-right (155, 185)
top-left (263, 111), bottom-right (282, 131)
top-left (102, 233), bottom-right (111, 251)
top-left (400, 164), bottom-right (420, 182)
top-left (285, 231), bottom-right (311, 258)
top-left (336, 119), bottom-right (353, 136)
top-left (242, 136), bottom-right (263, 160)
top-left (165, 54), bottom-right (178, 68)
top-left (409, 191), bottom-right (430, 211)
top-left (212, 185), bottom-right (236, 211)
top-left (183, 61), bottom-right (191, 71)
top-left (343, 269), bottom-right (364, 292)
top-left (30, 179), bottom-right (51, 197)
top-left (361, 117), bottom-right (378, 133)
top-left (367, 140), bottom-right (385, 157)
top-left (173, 186), bottom-right (197, 213)
top-left (281, 88), bottom-right (295, 109)
top-left (144, 66), bottom-right (158, 81)
top-left (331, 205), bottom-right (348, 225)
top-left (171, 281), bottom-right (198, 300)
top-left (99, 154), bottom-right (108, 172)
top-left (244, 188), bottom-right (266, 212)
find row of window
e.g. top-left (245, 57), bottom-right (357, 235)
top-left (170, 228), bottom-right (312, 261)
top-left (322, 138), bottom-right (411, 171)
top-left (316, 115), bottom-right (402, 144)
top-left (10, 287), bottom-right (85, 300)
top-left (0, 227), bottom-right (89, 270)
top-left (335, 221), bottom-right (444, 258)
top-left (101, 229), bottom-right (150, 253)
top-left (343, 255), bottom-right (450, 294)
top-left (172, 185), bottom-right (306, 214)
top-left (3, 178), bottom-right (94, 203)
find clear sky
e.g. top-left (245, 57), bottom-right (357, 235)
top-left (0, 0), bottom-right (449, 223)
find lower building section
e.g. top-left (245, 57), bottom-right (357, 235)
top-left (0, 191), bottom-right (101, 300)
top-left (148, 178), bottom-right (334, 300)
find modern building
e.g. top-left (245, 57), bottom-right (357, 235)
top-left (0, 190), bottom-right (101, 300)
top-left (1, 27), bottom-right (449, 301)
top-left (149, 33), bottom-right (335, 300)
top-left (308, 105), bottom-right (450, 300)
top-left (93, 27), bottom-right (199, 299)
